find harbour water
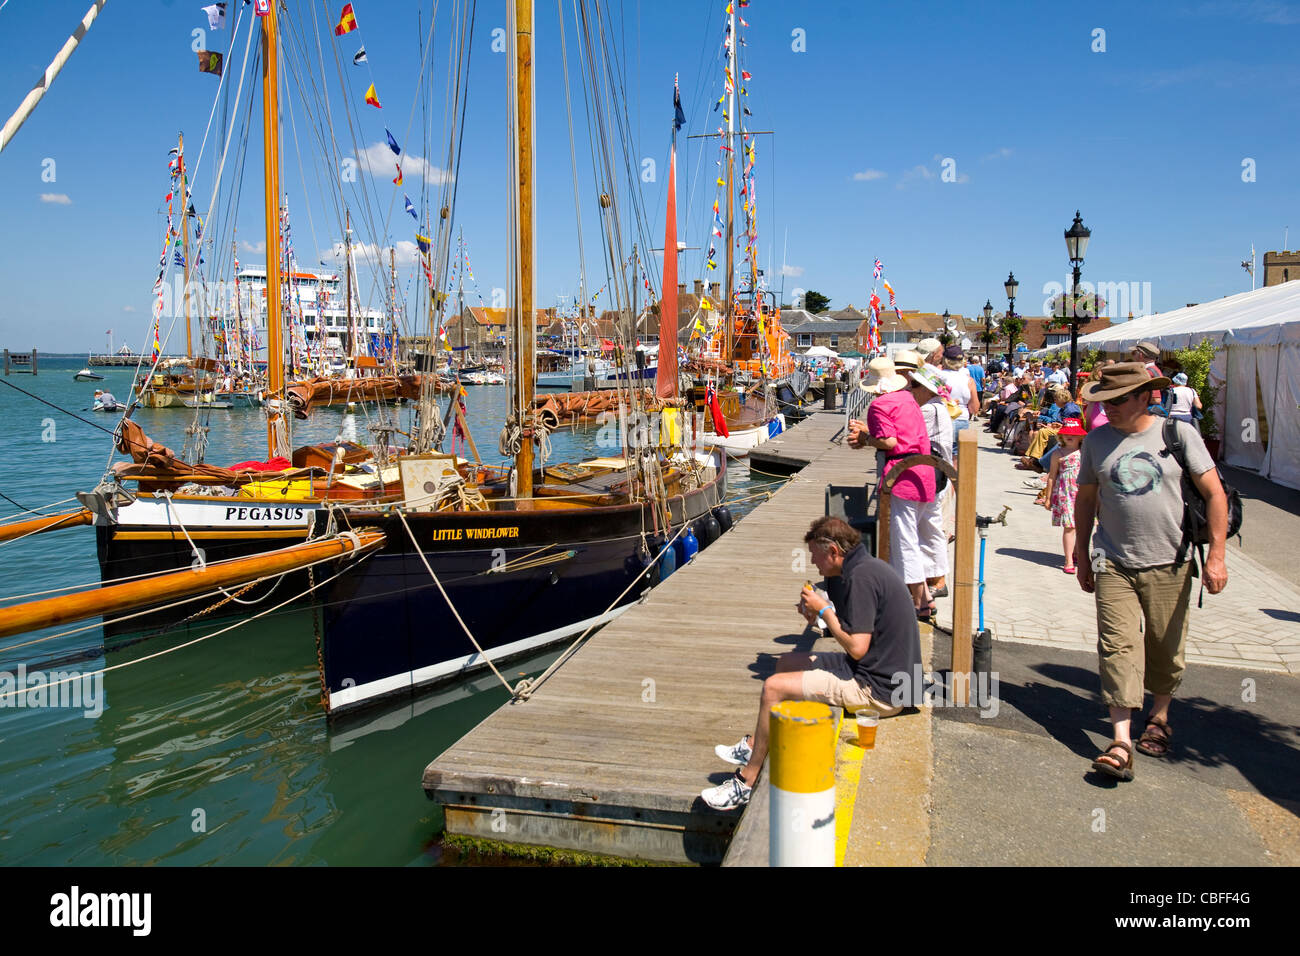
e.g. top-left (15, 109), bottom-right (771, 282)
top-left (0, 358), bottom-right (785, 865)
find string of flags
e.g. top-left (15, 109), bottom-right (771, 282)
top-left (702, 1), bottom-right (761, 287)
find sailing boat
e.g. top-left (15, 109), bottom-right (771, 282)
top-left (30, 1), bottom-right (731, 716)
top-left (679, 4), bottom-right (795, 456)
top-left (305, 0), bottom-right (729, 712)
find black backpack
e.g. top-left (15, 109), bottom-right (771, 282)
top-left (1161, 418), bottom-right (1243, 606)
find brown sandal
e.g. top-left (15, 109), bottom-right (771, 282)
top-left (1091, 741), bottom-right (1135, 780)
top-left (1135, 716), bottom-right (1173, 758)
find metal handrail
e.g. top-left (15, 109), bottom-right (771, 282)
top-left (843, 384), bottom-right (871, 425)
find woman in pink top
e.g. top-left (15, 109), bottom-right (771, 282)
top-left (849, 370), bottom-right (937, 617)
top-left (1083, 367), bottom-right (1109, 429)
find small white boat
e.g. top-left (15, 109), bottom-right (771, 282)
top-left (74, 367), bottom-right (104, 382)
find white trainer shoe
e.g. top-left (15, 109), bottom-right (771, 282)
top-left (714, 735), bottom-right (753, 766)
top-left (701, 773), bottom-right (753, 811)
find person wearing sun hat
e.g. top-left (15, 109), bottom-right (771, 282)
top-left (891, 349), bottom-right (925, 373)
top-left (1074, 362), bottom-right (1228, 782)
top-left (861, 356), bottom-right (908, 395)
top-left (938, 344), bottom-right (981, 432)
top-left (848, 356), bottom-right (937, 618)
top-left (907, 365), bottom-right (953, 609)
top-left (1165, 371), bottom-right (1202, 423)
top-left (1130, 340), bottom-right (1166, 407)
top-left (915, 338), bottom-right (943, 370)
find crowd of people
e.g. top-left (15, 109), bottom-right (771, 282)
top-left (700, 336), bottom-right (1228, 809)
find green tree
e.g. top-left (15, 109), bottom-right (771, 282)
top-left (804, 290), bottom-right (831, 314)
top-left (1000, 314), bottom-right (1025, 356)
top-left (1171, 339), bottom-right (1221, 438)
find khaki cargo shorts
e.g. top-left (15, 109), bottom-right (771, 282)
top-left (801, 653), bottom-right (903, 716)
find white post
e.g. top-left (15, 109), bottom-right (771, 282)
top-left (769, 700), bottom-right (836, 866)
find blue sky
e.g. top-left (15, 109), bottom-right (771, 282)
top-left (1, 0), bottom-right (1297, 352)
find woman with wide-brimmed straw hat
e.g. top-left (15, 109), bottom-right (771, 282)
top-left (848, 358), bottom-right (939, 618)
top-left (1074, 362), bottom-right (1228, 782)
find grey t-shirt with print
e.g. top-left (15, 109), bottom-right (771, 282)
top-left (1077, 418), bottom-right (1215, 569)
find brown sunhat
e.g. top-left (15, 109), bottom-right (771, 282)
top-left (1080, 361), bottom-right (1170, 403)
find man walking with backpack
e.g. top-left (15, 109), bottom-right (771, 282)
top-left (1073, 363), bottom-right (1229, 781)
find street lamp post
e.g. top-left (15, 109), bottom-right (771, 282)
top-left (1063, 210), bottom-right (1091, 387)
top-left (981, 299), bottom-right (994, 364)
top-left (1004, 270), bottom-right (1018, 362)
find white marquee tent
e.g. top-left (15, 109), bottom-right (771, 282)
top-left (1061, 281), bottom-right (1300, 489)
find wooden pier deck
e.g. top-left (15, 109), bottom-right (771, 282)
top-left (422, 409), bottom-right (873, 863)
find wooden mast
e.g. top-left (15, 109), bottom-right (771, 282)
top-left (389, 245), bottom-right (397, 373)
top-left (261, 4), bottom-right (284, 458)
top-left (345, 209), bottom-right (354, 364)
top-left (179, 133), bottom-right (192, 358)
top-left (514, 0), bottom-right (535, 499)
top-left (722, 0), bottom-right (737, 369)
top-left (457, 227), bottom-right (465, 367)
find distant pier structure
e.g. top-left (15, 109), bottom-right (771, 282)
top-left (3, 349), bottom-right (37, 375)
top-left (89, 349), bottom-right (143, 367)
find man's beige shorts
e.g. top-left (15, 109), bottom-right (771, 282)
top-left (801, 653), bottom-right (903, 716)
top-left (1095, 561), bottom-right (1194, 709)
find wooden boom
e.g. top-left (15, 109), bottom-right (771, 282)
top-left (0, 509), bottom-right (93, 543)
top-left (0, 529), bottom-right (384, 640)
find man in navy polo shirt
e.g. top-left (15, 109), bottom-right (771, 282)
top-left (702, 516), bottom-right (922, 810)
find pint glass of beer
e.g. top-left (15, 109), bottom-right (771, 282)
top-left (855, 710), bottom-right (880, 750)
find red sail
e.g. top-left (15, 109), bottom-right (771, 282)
top-left (655, 143), bottom-right (679, 399)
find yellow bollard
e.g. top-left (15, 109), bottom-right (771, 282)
top-left (769, 700), bottom-right (837, 866)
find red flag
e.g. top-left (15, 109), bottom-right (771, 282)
top-left (706, 381), bottom-right (730, 438)
top-left (655, 142), bottom-right (679, 400)
top-left (393, 164), bottom-right (403, 185)
top-left (334, 3), bottom-right (358, 35)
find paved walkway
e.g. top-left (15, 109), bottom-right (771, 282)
top-left (733, 406), bottom-right (1299, 868)
top-left (935, 427), bottom-right (1300, 676)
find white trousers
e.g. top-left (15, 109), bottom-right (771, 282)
top-left (917, 496), bottom-right (948, 579)
top-left (888, 497), bottom-right (944, 585)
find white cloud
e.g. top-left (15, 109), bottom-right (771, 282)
top-left (356, 142), bottom-right (453, 184)
top-left (851, 169), bottom-right (887, 181)
top-left (981, 147), bottom-right (1014, 162)
top-left (40, 193), bottom-right (72, 205)
top-left (780, 264), bottom-right (804, 277)
top-left (896, 165), bottom-right (936, 189)
top-left (241, 240), bottom-right (267, 254)
top-left (325, 239), bottom-right (422, 269)
top-left (1188, 1), bottom-right (1300, 25)
top-left (122, 305), bottom-right (136, 313)
top-left (956, 172), bottom-right (971, 183)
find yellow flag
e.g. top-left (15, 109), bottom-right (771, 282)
top-left (701, 296), bottom-right (713, 311)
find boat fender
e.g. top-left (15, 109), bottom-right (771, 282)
top-left (655, 535), bottom-right (677, 581)
top-left (625, 543), bottom-right (654, 582)
top-left (697, 514), bottom-right (721, 548)
top-left (712, 504), bottom-right (734, 533)
top-left (676, 527), bottom-right (699, 565)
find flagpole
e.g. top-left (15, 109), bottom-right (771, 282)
top-left (179, 133), bottom-right (193, 359)
top-left (723, 1), bottom-right (737, 369)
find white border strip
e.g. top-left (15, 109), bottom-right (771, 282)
top-left (327, 604), bottom-right (635, 711)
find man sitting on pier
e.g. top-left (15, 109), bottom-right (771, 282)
top-left (702, 516), bottom-right (923, 810)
